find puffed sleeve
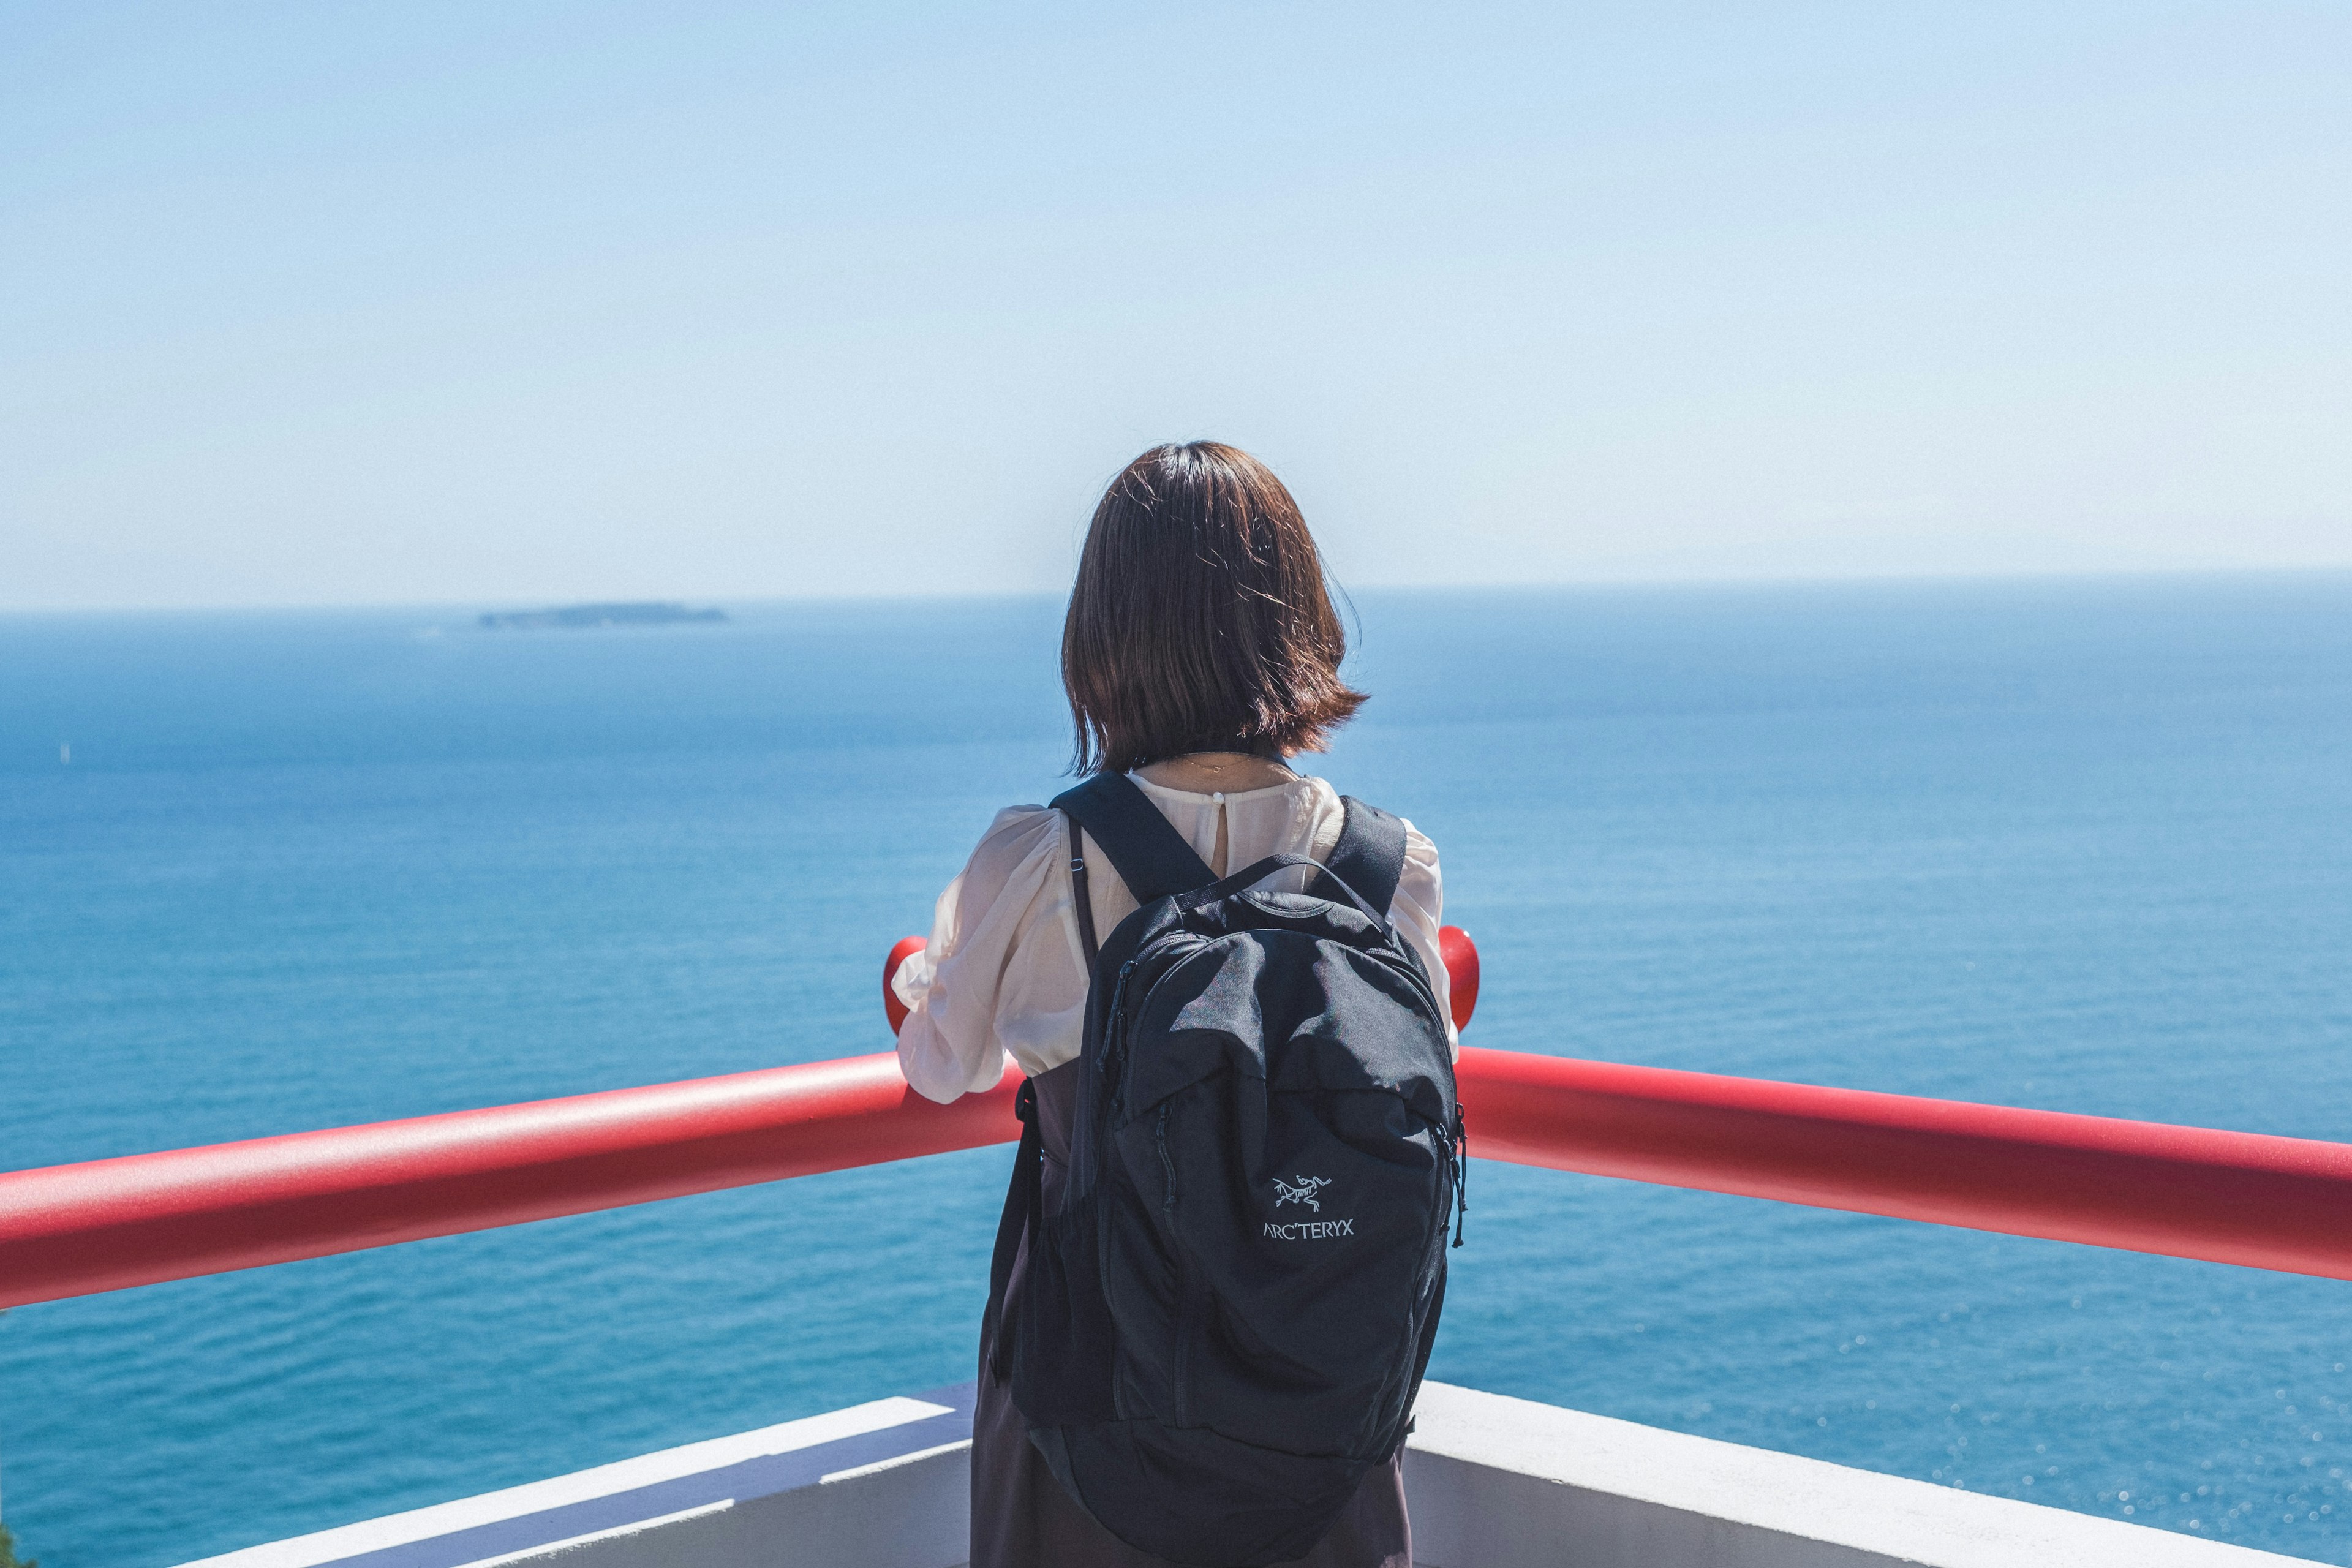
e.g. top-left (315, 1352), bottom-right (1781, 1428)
top-left (891, 807), bottom-right (1084, 1102)
top-left (1388, 821), bottom-right (1460, 1059)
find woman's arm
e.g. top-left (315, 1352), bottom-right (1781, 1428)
top-left (892, 806), bottom-right (1077, 1102)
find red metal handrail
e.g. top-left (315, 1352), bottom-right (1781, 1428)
top-left (10, 1045), bottom-right (2352, 1309)
top-left (9, 922), bottom-right (2352, 1307)
top-left (0, 1052), bottom-right (1021, 1310)
top-left (1461, 1047), bottom-right (2352, 1281)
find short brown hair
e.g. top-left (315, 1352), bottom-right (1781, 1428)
top-left (1062, 442), bottom-right (1366, 775)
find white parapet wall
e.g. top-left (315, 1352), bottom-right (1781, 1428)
top-left (176, 1390), bottom-right (977, 1568)
top-left (181, 1381), bottom-right (2301, 1568)
top-left (1403, 1382), bottom-right (2290, 1568)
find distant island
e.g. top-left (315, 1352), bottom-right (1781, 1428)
top-left (478, 601), bottom-right (728, 630)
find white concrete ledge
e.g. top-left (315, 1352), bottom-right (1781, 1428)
top-left (1406, 1382), bottom-right (2294, 1568)
top-left (176, 1390), bottom-right (974, 1568)
top-left (177, 1380), bottom-right (2303, 1568)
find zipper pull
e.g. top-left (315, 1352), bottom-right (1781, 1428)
top-left (1156, 1104), bottom-right (1177, 1213)
top-left (1451, 1107), bottom-right (1469, 1248)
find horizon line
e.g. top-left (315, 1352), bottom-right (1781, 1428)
top-left (5, 560), bottom-right (2350, 618)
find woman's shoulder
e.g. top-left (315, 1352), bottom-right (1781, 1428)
top-left (975, 801), bottom-right (1058, 840)
top-left (928, 805), bottom-right (1069, 934)
top-left (965, 804), bottom-right (1063, 868)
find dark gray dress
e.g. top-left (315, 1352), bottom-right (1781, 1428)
top-left (970, 1058), bottom-right (1411, 1568)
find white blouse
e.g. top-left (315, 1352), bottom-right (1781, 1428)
top-left (893, 773), bottom-right (1455, 1103)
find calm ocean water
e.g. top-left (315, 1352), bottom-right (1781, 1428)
top-left (4, 577), bottom-right (2351, 1566)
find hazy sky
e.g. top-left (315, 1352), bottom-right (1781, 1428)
top-left (5, 2), bottom-right (2346, 610)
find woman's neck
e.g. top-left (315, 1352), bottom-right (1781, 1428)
top-left (1135, 751), bottom-right (1297, 794)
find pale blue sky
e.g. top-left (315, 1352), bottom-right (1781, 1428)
top-left (4, 2), bottom-right (2346, 610)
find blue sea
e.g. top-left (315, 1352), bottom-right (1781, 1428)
top-left (5, 576), bottom-right (2351, 1567)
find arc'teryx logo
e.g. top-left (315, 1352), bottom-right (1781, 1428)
top-left (1272, 1175), bottom-right (1332, 1212)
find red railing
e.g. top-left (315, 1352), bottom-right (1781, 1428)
top-left (1461, 1048), bottom-right (2352, 1281)
top-left (7, 930), bottom-right (2352, 1308)
top-left (0, 1051), bottom-right (1022, 1309)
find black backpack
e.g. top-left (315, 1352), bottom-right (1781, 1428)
top-left (987, 772), bottom-right (1464, 1567)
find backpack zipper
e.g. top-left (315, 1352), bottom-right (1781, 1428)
top-left (1376, 940), bottom-right (1448, 1034)
top-left (1099, 957), bottom-right (1142, 1118)
top-left (1155, 1104), bottom-right (1177, 1213)
top-left (1093, 955), bottom-right (1143, 1419)
top-left (1164, 1109), bottom-right (1203, 1428)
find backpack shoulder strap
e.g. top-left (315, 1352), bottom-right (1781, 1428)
top-left (1048, 773), bottom-right (1217, 905)
top-left (1322, 796), bottom-right (1409, 915)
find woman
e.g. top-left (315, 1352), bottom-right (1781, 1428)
top-left (892, 441), bottom-right (1455, 1568)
